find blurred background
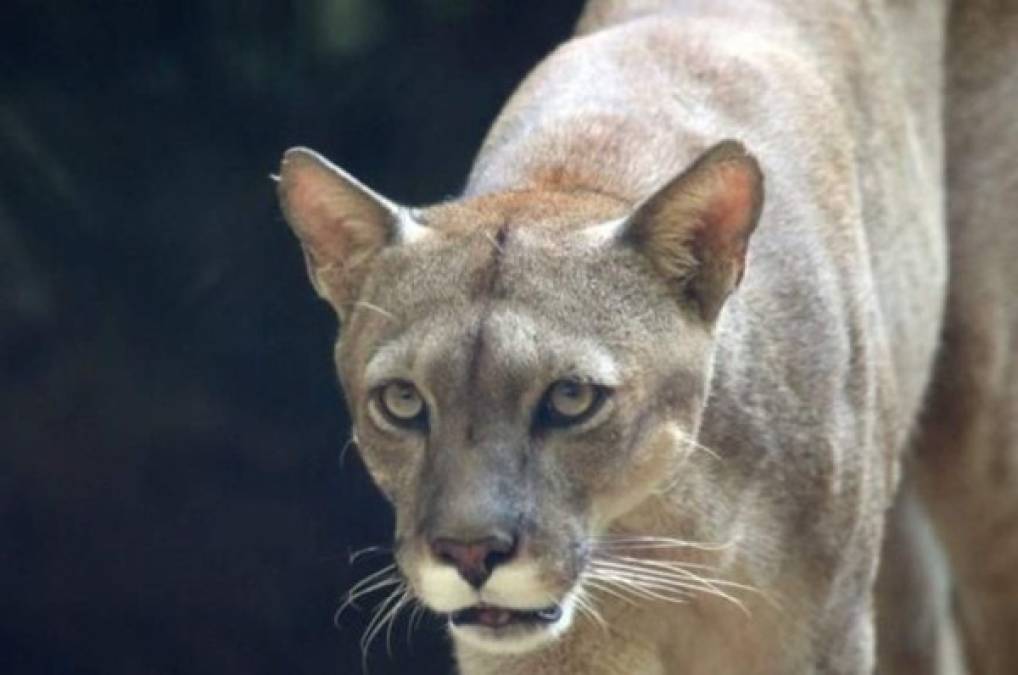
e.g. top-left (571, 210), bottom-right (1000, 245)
top-left (0, 1), bottom-right (584, 673)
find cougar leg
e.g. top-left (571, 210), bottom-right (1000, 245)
top-left (914, 298), bottom-right (1018, 675)
top-left (912, 3), bottom-right (1018, 673)
top-left (875, 474), bottom-right (966, 675)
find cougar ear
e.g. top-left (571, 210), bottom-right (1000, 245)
top-left (624, 140), bottom-right (763, 322)
top-left (276, 147), bottom-right (424, 316)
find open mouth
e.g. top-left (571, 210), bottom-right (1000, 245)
top-left (450, 604), bottom-right (563, 629)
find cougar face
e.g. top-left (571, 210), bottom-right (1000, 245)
top-left (278, 142), bottom-right (761, 653)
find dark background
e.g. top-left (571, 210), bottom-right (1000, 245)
top-left (0, 2), bottom-right (584, 673)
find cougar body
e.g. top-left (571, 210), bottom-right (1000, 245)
top-left (277, 1), bottom-right (1018, 673)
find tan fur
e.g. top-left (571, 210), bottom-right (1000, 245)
top-left (277, 1), bottom-right (1018, 673)
top-left (907, 2), bottom-right (1018, 673)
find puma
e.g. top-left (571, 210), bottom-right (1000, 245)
top-left (276, 1), bottom-right (1018, 673)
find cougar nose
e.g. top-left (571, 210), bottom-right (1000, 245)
top-left (430, 533), bottom-right (518, 588)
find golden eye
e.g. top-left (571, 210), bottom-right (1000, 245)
top-left (378, 381), bottom-right (426, 426)
top-left (537, 380), bottom-right (608, 430)
top-left (549, 381), bottom-right (596, 418)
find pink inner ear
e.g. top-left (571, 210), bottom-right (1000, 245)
top-left (285, 165), bottom-right (356, 260)
top-left (700, 162), bottom-right (758, 257)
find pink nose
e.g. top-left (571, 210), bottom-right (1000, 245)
top-left (430, 534), bottom-right (517, 588)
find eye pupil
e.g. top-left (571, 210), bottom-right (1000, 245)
top-left (539, 380), bottom-right (605, 429)
top-left (379, 381), bottom-right (426, 426)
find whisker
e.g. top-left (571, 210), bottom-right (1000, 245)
top-left (407, 603), bottom-right (426, 646)
top-left (384, 591), bottom-right (413, 657)
top-left (344, 574), bottom-right (402, 609)
top-left (360, 583), bottom-right (408, 668)
top-left (586, 570), bottom-right (693, 604)
top-left (590, 565), bottom-right (699, 594)
top-left (572, 588), bottom-right (608, 632)
top-left (358, 588), bottom-right (399, 657)
top-left (589, 561), bottom-right (750, 615)
top-left (339, 436), bottom-right (358, 468)
top-left (582, 577), bottom-right (639, 606)
top-left (671, 429), bottom-right (723, 461)
top-left (592, 536), bottom-right (734, 552)
top-left (601, 553), bottom-right (720, 573)
top-left (354, 300), bottom-right (396, 321)
top-left (344, 563), bottom-right (399, 599)
top-left (361, 583), bottom-right (405, 641)
top-left (336, 563), bottom-right (400, 626)
top-left (604, 555), bottom-right (759, 593)
top-left (349, 545), bottom-right (392, 564)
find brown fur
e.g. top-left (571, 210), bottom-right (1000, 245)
top-left (908, 2), bottom-right (1018, 673)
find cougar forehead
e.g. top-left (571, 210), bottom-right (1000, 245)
top-left (362, 307), bottom-right (622, 402)
top-left (338, 191), bottom-right (701, 400)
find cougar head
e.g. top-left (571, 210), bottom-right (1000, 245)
top-left (277, 141), bottom-right (762, 654)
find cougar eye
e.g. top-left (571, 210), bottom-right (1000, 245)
top-left (537, 380), bottom-right (607, 429)
top-left (377, 380), bottom-right (427, 429)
